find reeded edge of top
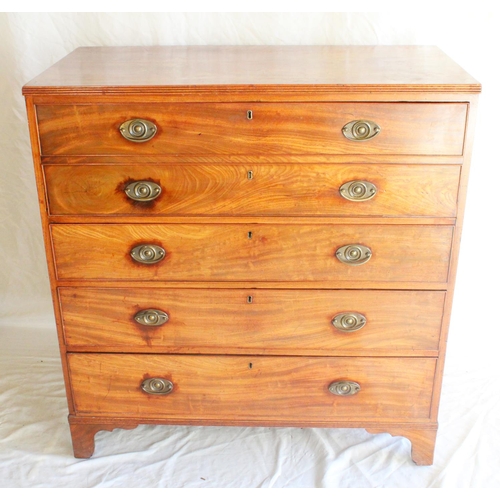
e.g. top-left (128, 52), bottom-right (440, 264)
top-left (22, 83), bottom-right (482, 96)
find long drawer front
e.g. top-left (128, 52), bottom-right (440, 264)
top-left (60, 288), bottom-right (444, 354)
top-left (37, 102), bottom-right (467, 156)
top-left (44, 164), bottom-right (460, 217)
top-left (68, 354), bottom-right (436, 421)
top-left (51, 224), bottom-right (453, 283)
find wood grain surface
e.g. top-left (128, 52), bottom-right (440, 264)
top-left (51, 223), bottom-right (453, 283)
top-left (60, 288), bottom-right (445, 355)
top-left (44, 164), bottom-right (461, 217)
top-left (36, 102), bottom-right (467, 156)
top-left (68, 354), bottom-right (436, 420)
top-left (22, 46), bottom-right (480, 94)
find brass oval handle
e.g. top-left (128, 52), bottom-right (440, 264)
top-left (130, 244), bottom-right (166, 265)
top-left (328, 381), bottom-right (361, 396)
top-left (340, 180), bottom-right (377, 202)
top-left (125, 181), bottom-right (161, 202)
top-left (336, 244), bottom-right (372, 266)
top-left (120, 119), bottom-right (157, 142)
top-left (141, 378), bottom-right (173, 395)
top-left (342, 120), bottom-right (380, 141)
top-left (134, 309), bottom-right (169, 326)
top-left (332, 312), bottom-right (366, 332)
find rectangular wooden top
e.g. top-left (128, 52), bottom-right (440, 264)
top-left (22, 45), bottom-right (480, 95)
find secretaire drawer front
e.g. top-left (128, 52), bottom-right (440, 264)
top-left (37, 103), bottom-right (467, 156)
top-left (51, 224), bottom-right (453, 283)
top-left (60, 288), bottom-right (444, 353)
top-left (45, 164), bottom-right (461, 218)
top-left (68, 354), bottom-right (436, 421)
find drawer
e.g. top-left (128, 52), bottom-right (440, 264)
top-left (45, 164), bottom-right (460, 218)
top-left (37, 103), bottom-right (467, 156)
top-left (51, 224), bottom-right (453, 283)
top-left (60, 288), bottom-right (444, 354)
top-left (67, 354), bottom-right (436, 421)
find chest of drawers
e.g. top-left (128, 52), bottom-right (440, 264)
top-left (23, 46), bottom-right (480, 465)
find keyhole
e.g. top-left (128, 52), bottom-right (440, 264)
top-left (248, 231), bottom-right (252, 239)
top-left (247, 295), bottom-right (253, 304)
top-left (249, 363), bottom-right (253, 369)
top-left (247, 170), bottom-right (253, 180)
top-left (247, 110), bottom-right (253, 120)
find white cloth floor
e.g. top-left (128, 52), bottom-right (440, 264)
top-left (0, 323), bottom-right (499, 487)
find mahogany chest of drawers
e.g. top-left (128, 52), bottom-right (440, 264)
top-left (23, 46), bottom-right (480, 464)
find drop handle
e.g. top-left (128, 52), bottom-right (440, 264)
top-left (141, 378), bottom-right (173, 395)
top-left (134, 309), bottom-right (169, 326)
top-left (130, 244), bottom-right (166, 264)
top-left (119, 118), bottom-right (157, 142)
top-left (332, 312), bottom-right (366, 332)
top-left (339, 181), bottom-right (377, 202)
top-left (328, 381), bottom-right (361, 396)
top-left (335, 244), bottom-right (372, 266)
top-left (125, 181), bottom-right (161, 202)
top-left (342, 120), bottom-right (380, 141)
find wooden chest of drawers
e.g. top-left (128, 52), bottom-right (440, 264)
top-left (23, 46), bottom-right (480, 465)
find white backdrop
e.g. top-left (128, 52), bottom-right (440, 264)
top-left (0, 11), bottom-right (499, 487)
